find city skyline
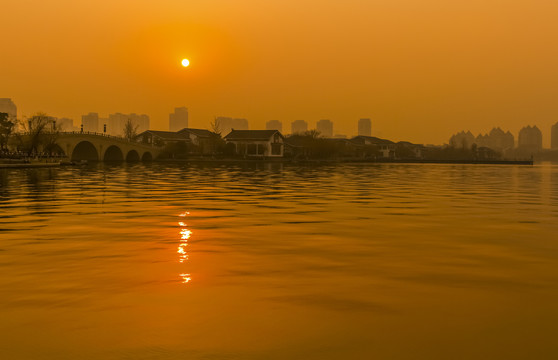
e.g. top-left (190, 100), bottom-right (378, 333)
top-left (4, 1), bottom-right (558, 146)
top-left (7, 97), bottom-right (558, 147)
top-left (6, 96), bottom-right (558, 148)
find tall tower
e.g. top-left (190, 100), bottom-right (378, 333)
top-left (81, 112), bottom-right (99, 133)
top-left (169, 107), bottom-right (188, 132)
top-left (358, 118), bottom-right (371, 136)
top-left (552, 122), bottom-right (558, 149)
top-left (291, 120), bottom-right (308, 134)
top-left (266, 120), bottom-right (282, 132)
top-left (518, 125), bottom-right (542, 151)
top-left (0, 98), bottom-right (17, 121)
top-left (316, 119), bottom-right (333, 137)
top-left (232, 118), bottom-right (249, 130)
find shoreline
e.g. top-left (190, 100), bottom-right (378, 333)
top-left (0, 158), bottom-right (535, 168)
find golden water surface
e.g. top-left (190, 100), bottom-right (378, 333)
top-left (1, 163), bottom-right (558, 359)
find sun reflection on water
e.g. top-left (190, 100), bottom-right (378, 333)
top-left (178, 212), bottom-right (192, 284)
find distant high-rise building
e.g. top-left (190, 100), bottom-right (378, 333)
top-left (316, 119), bottom-right (333, 137)
top-left (266, 120), bottom-right (282, 132)
top-left (216, 116), bottom-right (249, 136)
top-left (449, 131), bottom-right (475, 149)
top-left (56, 117), bottom-right (77, 132)
top-left (358, 118), bottom-right (371, 136)
top-left (0, 98), bottom-right (17, 120)
top-left (169, 107), bottom-right (188, 132)
top-left (552, 122), bottom-right (558, 149)
top-left (518, 125), bottom-right (542, 152)
top-left (82, 112), bottom-right (99, 133)
top-left (107, 113), bottom-right (150, 136)
top-left (215, 117), bottom-right (233, 135)
top-left (233, 118), bottom-right (249, 130)
top-left (107, 113), bottom-right (127, 135)
top-left (291, 120), bottom-right (308, 134)
top-left (475, 127), bottom-right (514, 152)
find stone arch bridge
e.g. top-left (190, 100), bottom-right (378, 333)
top-left (56, 132), bottom-right (161, 162)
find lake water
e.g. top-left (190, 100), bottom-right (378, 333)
top-left (1, 162), bottom-right (558, 359)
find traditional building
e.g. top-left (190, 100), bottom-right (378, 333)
top-left (136, 130), bottom-right (189, 146)
top-left (351, 135), bottom-right (396, 158)
top-left (224, 130), bottom-right (284, 157)
top-left (177, 128), bottom-right (217, 154)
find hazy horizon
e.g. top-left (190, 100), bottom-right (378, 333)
top-left (3, 0), bottom-right (558, 146)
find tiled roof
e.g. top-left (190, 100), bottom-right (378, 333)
top-left (351, 136), bottom-right (395, 145)
top-left (224, 130), bottom-right (283, 141)
top-left (138, 130), bottom-right (189, 140)
top-left (177, 128), bottom-right (214, 138)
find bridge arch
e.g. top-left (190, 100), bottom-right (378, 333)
top-left (71, 141), bottom-right (99, 161)
top-left (141, 152), bottom-right (153, 162)
top-left (103, 145), bottom-right (124, 162)
top-left (126, 150), bottom-right (140, 162)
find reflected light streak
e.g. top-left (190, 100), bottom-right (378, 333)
top-left (179, 273), bottom-right (192, 283)
top-left (177, 212), bottom-right (192, 283)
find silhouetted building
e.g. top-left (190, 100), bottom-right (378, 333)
top-left (169, 107), bottom-right (188, 132)
top-left (137, 130), bottom-right (189, 146)
top-left (518, 125), bottom-right (542, 152)
top-left (291, 120), bottom-right (308, 134)
top-left (215, 116), bottom-right (249, 135)
top-left (177, 128), bottom-right (217, 154)
top-left (224, 130), bottom-right (284, 157)
top-left (0, 98), bottom-right (17, 120)
top-left (316, 119), bottom-right (333, 137)
top-left (56, 117), bottom-right (77, 132)
top-left (107, 113), bottom-right (150, 136)
top-left (475, 127), bottom-right (514, 152)
top-left (358, 118), bottom-right (371, 137)
top-left (351, 136), bottom-right (396, 158)
top-left (266, 120), bottom-right (282, 132)
top-left (552, 122), bottom-right (558, 149)
top-left (81, 112), bottom-right (99, 133)
top-left (449, 131), bottom-right (475, 149)
top-left (233, 118), bottom-right (249, 130)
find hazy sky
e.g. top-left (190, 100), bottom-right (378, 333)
top-left (2, 0), bottom-right (558, 145)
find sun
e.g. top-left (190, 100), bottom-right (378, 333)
top-left (181, 59), bottom-right (190, 67)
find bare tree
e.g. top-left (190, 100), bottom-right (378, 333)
top-left (15, 112), bottom-right (59, 154)
top-left (210, 116), bottom-right (221, 137)
top-left (0, 112), bottom-right (16, 151)
top-left (123, 118), bottom-right (139, 141)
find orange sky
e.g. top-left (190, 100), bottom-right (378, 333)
top-left (2, 0), bottom-right (558, 145)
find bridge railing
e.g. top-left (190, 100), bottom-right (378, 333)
top-left (59, 131), bottom-right (157, 147)
top-left (14, 131), bottom-right (158, 148)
